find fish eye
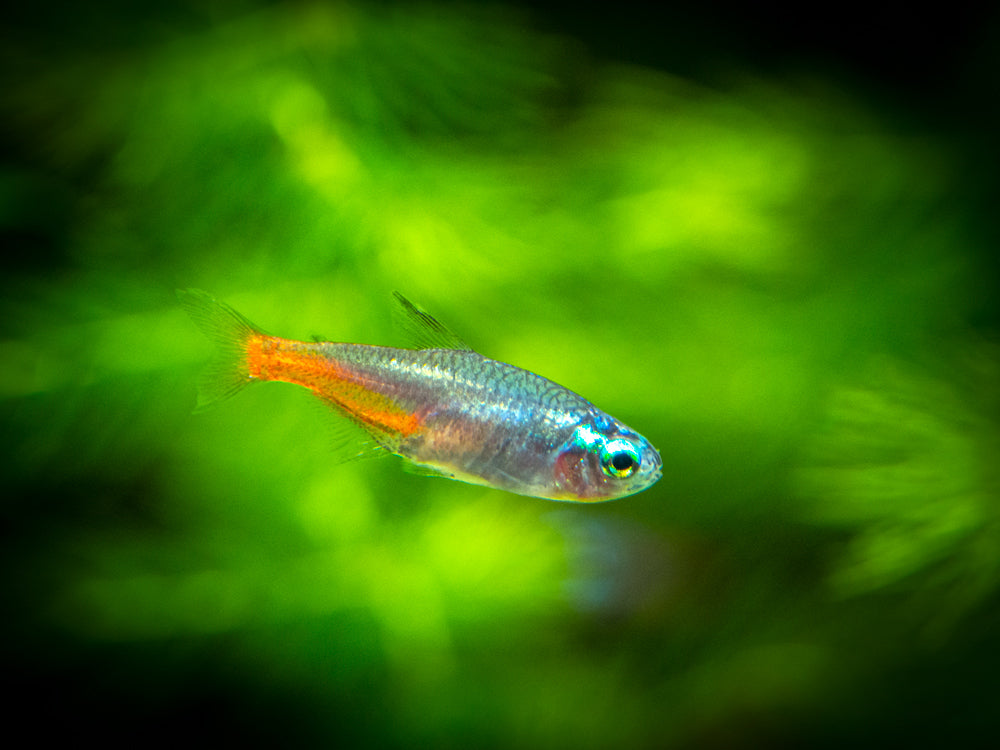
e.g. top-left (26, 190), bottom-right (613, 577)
top-left (600, 439), bottom-right (641, 479)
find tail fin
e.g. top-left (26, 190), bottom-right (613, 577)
top-left (177, 289), bottom-right (265, 412)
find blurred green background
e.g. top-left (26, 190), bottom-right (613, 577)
top-left (2, 1), bottom-right (999, 746)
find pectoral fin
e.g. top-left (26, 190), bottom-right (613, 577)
top-left (402, 460), bottom-right (456, 479)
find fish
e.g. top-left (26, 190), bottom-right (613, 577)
top-left (177, 289), bottom-right (661, 502)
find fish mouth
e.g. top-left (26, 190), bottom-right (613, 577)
top-left (646, 450), bottom-right (663, 484)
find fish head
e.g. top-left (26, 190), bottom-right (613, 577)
top-left (550, 413), bottom-right (662, 502)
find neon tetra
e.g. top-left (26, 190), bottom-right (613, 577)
top-left (178, 289), bottom-right (661, 502)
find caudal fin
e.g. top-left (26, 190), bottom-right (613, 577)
top-left (177, 289), bottom-right (265, 411)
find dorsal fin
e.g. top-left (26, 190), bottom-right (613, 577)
top-left (392, 292), bottom-right (473, 351)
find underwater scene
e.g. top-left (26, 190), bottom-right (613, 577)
top-left (2, 2), bottom-right (998, 747)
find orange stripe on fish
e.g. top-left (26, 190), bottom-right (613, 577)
top-left (245, 334), bottom-right (423, 440)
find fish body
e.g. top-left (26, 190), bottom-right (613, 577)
top-left (179, 289), bottom-right (661, 502)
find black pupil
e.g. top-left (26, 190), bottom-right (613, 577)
top-left (610, 452), bottom-right (635, 472)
